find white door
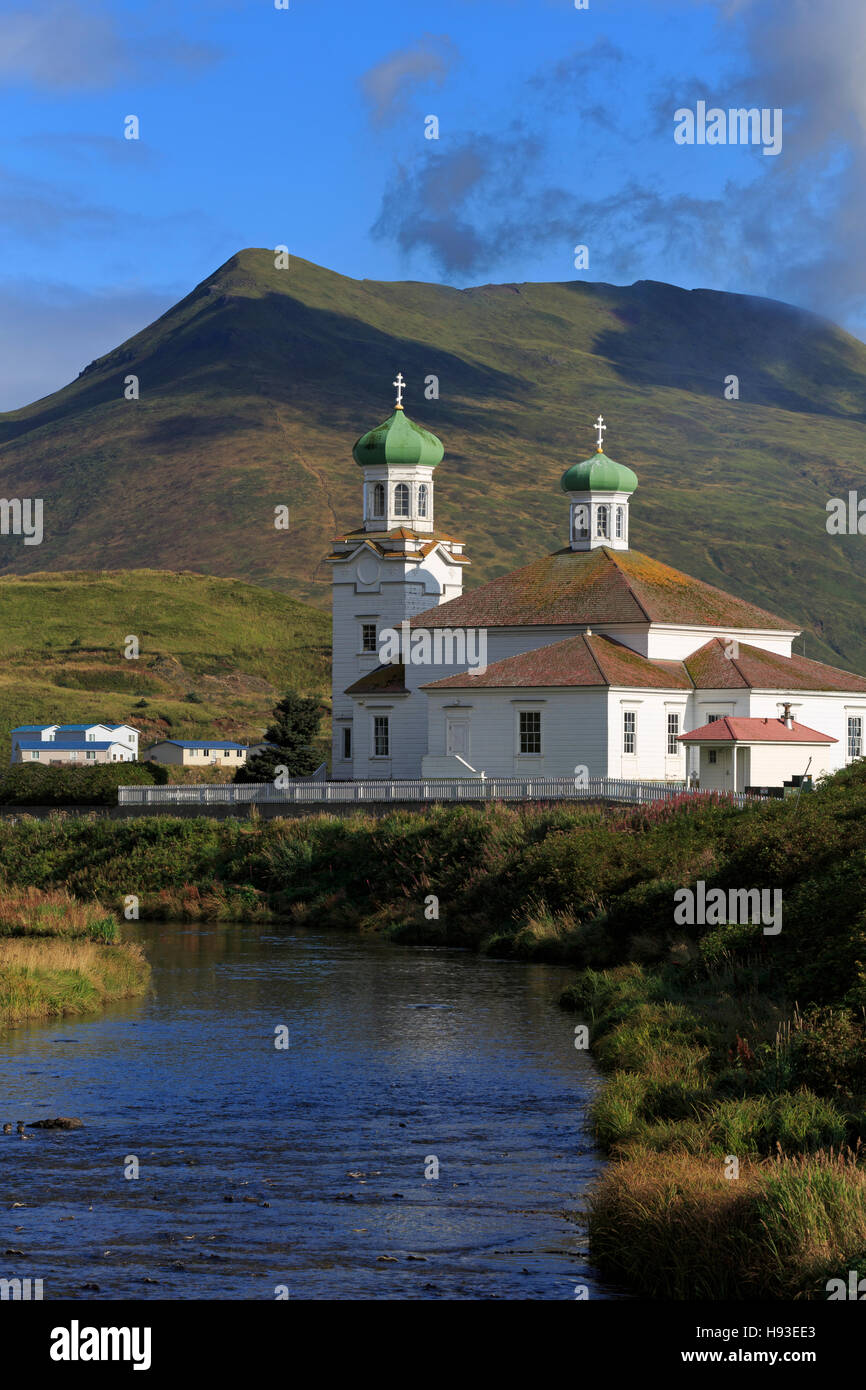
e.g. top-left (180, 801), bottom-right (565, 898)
top-left (446, 719), bottom-right (469, 758)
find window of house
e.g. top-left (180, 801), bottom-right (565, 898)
top-left (86, 751), bottom-right (96, 761)
top-left (596, 505), bottom-right (609, 539)
top-left (30, 751), bottom-right (40, 760)
top-left (203, 749), bottom-right (210, 757)
top-left (623, 710), bottom-right (636, 755)
top-left (418, 484), bottom-right (428, 518)
top-left (373, 716), bottom-right (389, 757)
top-left (519, 711), bottom-right (542, 755)
top-left (616, 506), bottom-right (624, 539)
top-left (69, 750), bottom-right (79, 760)
top-left (708, 749), bottom-right (718, 765)
top-left (394, 483), bottom-right (410, 518)
top-left (361, 623), bottom-right (377, 652)
top-left (372, 483), bottom-right (385, 518)
top-left (87, 733), bottom-right (95, 741)
top-left (848, 716), bottom-right (863, 759)
top-left (667, 712), bottom-right (680, 755)
top-left (342, 726), bottom-right (352, 759)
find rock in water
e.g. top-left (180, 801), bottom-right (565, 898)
top-left (28, 1118), bottom-right (84, 1130)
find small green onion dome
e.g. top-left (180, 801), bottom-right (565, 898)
top-left (560, 451), bottom-right (638, 494)
top-left (353, 408), bottom-right (444, 469)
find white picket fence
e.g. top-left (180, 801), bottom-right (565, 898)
top-left (117, 776), bottom-right (760, 808)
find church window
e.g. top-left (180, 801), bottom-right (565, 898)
top-left (596, 505), bottom-right (609, 539)
top-left (708, 749), bottom-right (718, 765)
top-left (394, 483), bottom-right (410, 518)
top-left (371, 483), bottom-right (385, 518)
top-left (361, 623), bottom-right (377, 652)
top-left (373, 715), bottom-right (390, 757)
top-left (418, 484), bottom-right (428, 518)
top-left (573, 505), bottom-right (589, 541)
top-left (623, 710), bottom-right (636, 755)
top-left (616, 506), bottom-right (624, 539)
top-left (519, 711), bottom-right (542, 755)
top-left (667, 712), bottom-right (680, 755)
top-left (342, 726), bottom-right (352, 760)
top-left (848, 716), bottom-right (863, 759)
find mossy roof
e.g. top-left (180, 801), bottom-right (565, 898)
top-left (423, 633), bottom-right (691, 691)
top-left (685, 638), bottom-right (866, 692)
top-left (409, 546), bottom-right (796, 631)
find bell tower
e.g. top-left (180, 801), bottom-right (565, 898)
top-left (354, 374), bottom-right (440, 534)
top-left (560, 416), bottom-right (639, 552)
top-left (326, 377), bottom-right (469, 777)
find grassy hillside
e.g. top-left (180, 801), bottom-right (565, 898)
top-left (0, 252), bottom-right (865, 670)
top-left (0, 569), bottom-right (329, 764)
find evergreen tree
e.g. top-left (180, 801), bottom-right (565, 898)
top-left (236, 691), bottom-right (323, 782)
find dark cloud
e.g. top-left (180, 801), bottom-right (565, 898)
top-left (370, 2), bottom-right (866, 333)
top-left (360, 34), bottom-right (459, 128)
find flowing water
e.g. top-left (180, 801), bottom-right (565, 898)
top-left (0, 923), bottom-right (615, 1300)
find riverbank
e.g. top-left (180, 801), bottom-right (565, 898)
top-left (561, 963), bottom-right (866, 1298)
top-left (0, 887), bottom-right (150, 1027)
top-left (0, 765), bottom-right (864, 1297)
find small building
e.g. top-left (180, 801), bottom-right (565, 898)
top-left (144, 740), bottom-right (248, 767)
top-left (10, 723), bottom-right (139, 765)
top-left (679, 713), bottom-right (837, 793)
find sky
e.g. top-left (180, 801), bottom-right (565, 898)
top-left (1, 0), bottom-right (864, 409)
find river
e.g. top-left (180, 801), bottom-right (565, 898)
top-left (0, 923), bottom-right (615, 1300)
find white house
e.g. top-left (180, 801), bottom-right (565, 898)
top-left (10, 723), bottom-right (139, 765)
top-left (328, 388), bottom-right (866, 791)
top-left (144, 740), bottom-right (248, 767)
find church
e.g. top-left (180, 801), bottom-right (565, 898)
top-left (327, 379), bottom-right (866, 793)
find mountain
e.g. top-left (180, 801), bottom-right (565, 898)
top-left (0, 569), bottom-right (329, 763)
top-left (2, 251), bottom-right (866, 670)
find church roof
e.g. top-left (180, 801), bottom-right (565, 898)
top-left (345, 663), bottom-right (408, 696)
top-left (561, 451), bottom-right (638, 495)
top-left (409, 546), bottom-right (796, 632)
top-left (352, 408), bottom-right (444, 470)
top-left (422, 633), bottom-right (691, 691)
top-left (685, 638), bottom-right (866, 692)
top-left (680, 717), bottom-right (836, 744)
top-left (420, 634), bottom-right (866, 696)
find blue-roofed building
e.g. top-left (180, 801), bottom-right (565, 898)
top-left (144, 740), bottom-right (248, 768)
top-left (10, 722), bottom-right (139, 765)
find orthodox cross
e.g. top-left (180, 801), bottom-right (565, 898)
top-left (594, 414), bottom-right (606, 452)
top-left (393, 372), bottom-right (406, 409)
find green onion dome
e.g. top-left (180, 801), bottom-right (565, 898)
top-left (560, 451), bottom-right (638, 494)
top-left (353, 408), bottom-right (444, 469)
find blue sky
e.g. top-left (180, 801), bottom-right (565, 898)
top-left (1, 0), bottom-right (863, 408)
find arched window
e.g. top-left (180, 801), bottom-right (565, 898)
top-left (615, 505), bottom-right (624, 539)
top-left (596, 504), bottom-right (609, 539)
top-left (572, 504), bottom-right (589, 541)
top-left (394, 483), bottom-right (410, 518)
top-left (418, 483), bottom-right (428, 518)
top-left (372, 483), bottom-right (385, 518)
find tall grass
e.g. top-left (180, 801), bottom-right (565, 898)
top-left (0, 884), bottom-right (149, 1026)
top-left (0, 884), bottom-right (119, 941)
top-left (0, 937), bottom-right (149, 1026)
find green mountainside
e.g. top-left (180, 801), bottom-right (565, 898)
top-left (1, 251), bottom-right (865, 669)
top-left (0, 569), bottom-right (329, 764)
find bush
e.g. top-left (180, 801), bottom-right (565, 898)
top-left (0, 761), bottom-right (167, 806)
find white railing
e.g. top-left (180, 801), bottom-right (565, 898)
top-left (117, 777), bottom-right (761, 808)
